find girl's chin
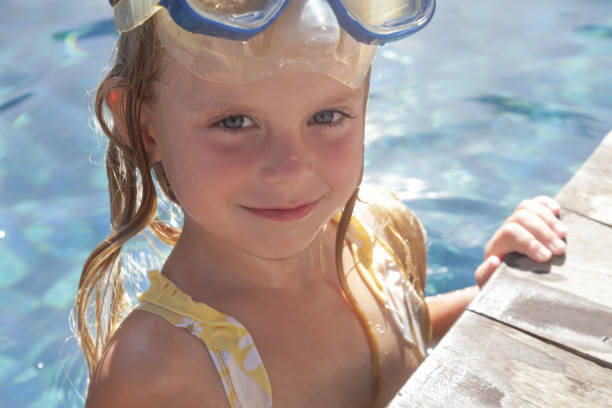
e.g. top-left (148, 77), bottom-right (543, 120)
top-left (241, 234), bottom-right (321, 260)
top-left (240, 222), bottom-right (332, 260)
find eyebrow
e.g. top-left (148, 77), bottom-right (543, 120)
top-left (191, 88), bottom-right (363, 120)
top-left (191, 103), bottom-right (254, 120)
top-left (318, 89), bottom-right (364, 106)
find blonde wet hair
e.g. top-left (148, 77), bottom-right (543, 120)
top-left (74, 1), bottom-right (429, 405)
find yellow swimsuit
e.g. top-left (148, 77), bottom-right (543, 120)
top-left (136, 213), bottom-right (429, 408)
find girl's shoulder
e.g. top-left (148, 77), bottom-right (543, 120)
top-left (85, 309), bottom-right (229, 408)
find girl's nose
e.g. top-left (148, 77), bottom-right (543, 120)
top-left (259, 139), bottom-right (315, 185)
top-left (245, 0), bottom-right (341, 58)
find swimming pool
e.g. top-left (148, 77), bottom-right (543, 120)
top-left (1, 0), bottom-right (611, 406)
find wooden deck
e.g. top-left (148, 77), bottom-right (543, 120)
top-left (390, 130), bottom-right (612, 407)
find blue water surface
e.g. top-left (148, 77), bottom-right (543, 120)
top-left (1, 0), bottom-right (611, 406)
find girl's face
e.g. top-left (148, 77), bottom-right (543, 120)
top-left (143, 56), bottom-right (367, 259)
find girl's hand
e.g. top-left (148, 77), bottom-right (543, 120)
top-left (475, 196), bottom-right (567, 288)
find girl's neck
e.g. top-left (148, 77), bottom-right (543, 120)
top-left (161, 219), bottom-right (339, 297)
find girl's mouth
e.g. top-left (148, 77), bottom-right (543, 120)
top-left (242, 199), bottom-right (320, 221)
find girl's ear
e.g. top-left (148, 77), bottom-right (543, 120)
top-left (106, 87), bottom-right (161, 163)
top-left (139, 103), bottom-right (161, 163)
top-left (107, 88), bottom-right (129, 145)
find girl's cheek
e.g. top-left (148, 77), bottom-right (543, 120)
top-left (203, 142), bottom-right (261, 177)
top-left (160, 139), bottom-right (254, 206)
top-left (320, 131), bottom-right (363, 191)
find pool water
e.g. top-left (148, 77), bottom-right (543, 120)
top-left (1, 0), bottom-right (611, 406)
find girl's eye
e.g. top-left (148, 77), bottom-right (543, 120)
top-left (216, 115), bottom-right (254, 130)
top-left (310, 110), bottom-right (352, 127)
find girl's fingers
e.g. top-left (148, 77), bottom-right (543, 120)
top-left (531, 195), bottom-right (560, 215)
top-left (516, 198), bottom-right (567, 237)
top-left (479, 196), bottom-right (568, 281)
top-left (486, 222), bottom-right (554, 263)
top-left (505, 209), bottom-right (566, 255)
top-left (474, 255), bottom-right (501, 288)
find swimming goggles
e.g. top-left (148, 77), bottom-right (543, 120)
top-left (114, 0), bottom-right (435, 45)
top-left (113, 0), bottom-right (435, 88)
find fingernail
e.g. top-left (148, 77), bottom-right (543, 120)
top-left (553, 222), bottom-right (567, 235)
top-left (549, 238), bottom-right (565, 252)
top-left (536, 246), bottom-right (552, 261)
top-left (488, 256), bottom-right (500, 268)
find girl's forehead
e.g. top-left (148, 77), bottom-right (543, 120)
top-left (157, 55), bottom-right (368, 111)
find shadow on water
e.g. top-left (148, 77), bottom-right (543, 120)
top-left (574, 24), bottom-right (612, 39)
top-left (0, 92), bottom-right (34, 114)
top-left (475, 95), bottom-right (598, 127)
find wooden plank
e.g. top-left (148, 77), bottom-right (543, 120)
top-left (469, 209), bottom-right (612, 367)
top-left (557, 130), bottom-right (612, 226)
top-left (390, 312), bottom-right (612, 408)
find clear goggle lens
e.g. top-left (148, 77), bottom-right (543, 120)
top-left (180, 0), bottom-right (283, 29)
top-left (342, 0), bottom-right (432, 30)
top-left (186, 0), bottom-right (273, 17)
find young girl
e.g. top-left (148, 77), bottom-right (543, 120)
top-left (76, 1), bottom-right (567, 407)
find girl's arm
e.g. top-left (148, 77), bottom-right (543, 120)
top-left (426, 196), bottom-right (567, 343)
top-left (426, 285), bottom-right (480, 343)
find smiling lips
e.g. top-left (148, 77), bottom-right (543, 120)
top-left (243, 199), bottom-right (321, 221)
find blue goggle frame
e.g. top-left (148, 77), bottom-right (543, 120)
top-left (158, 0), bottom-right (435, 45)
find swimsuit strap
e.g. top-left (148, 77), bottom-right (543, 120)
top-left (137, 270), bottom-right (272, 408)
